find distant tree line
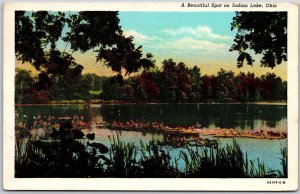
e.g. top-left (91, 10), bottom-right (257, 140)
top-left (15, 68), bottom-right (107, 103)
top-left (15, 59), bottom-right (287, 104)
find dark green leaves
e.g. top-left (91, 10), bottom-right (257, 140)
top-left (97, 36), bottom-right (155, 75)
top-left (230, 12), bottom-right (287, 68)
top-left (16, 11), bottom-right (155, 90)
top-left (15, 11), bottom-right (46, 69)
top-left (64, 11), bottom-right (122, 52)
top-left (236, 52), bottom-right (254, 68)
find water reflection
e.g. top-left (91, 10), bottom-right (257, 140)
top-left (16, 104), bottom-right (287, 131)
top-left (99, 104), bottom-right (287, 130)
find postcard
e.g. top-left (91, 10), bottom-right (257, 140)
top-left (3, 2), bottom-right (298, 191)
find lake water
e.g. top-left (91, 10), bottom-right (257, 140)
top-left (15, 103), bottom-right (287, 172)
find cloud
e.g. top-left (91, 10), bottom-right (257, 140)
top-left (123, 30), bottom-right (153, 43)
top-left (173, 37), bottom-right (229, 50)
top-left (164, 25), bottom-right (232, 41)
top-left (152, 37), bottom-right (229, 53)
top-left (122, 27), bottom-right (232, 61)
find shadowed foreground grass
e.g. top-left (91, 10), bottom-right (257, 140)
top-left (15, 122), bottom-right (287, 178)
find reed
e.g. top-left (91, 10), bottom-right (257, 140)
top-left (140, 140), bottom-right (180, 177)
top-left (277, 147), bottom-right (287, 177)
top-left (15, 132), bottom-right (287, 178)
top-left (180, 140), bottom-right (285, 178)
top-left (180, 140), bottom-right (245, 177)
top-left (107, 134), bottom-right (139, 177)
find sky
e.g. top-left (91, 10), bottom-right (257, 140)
top-left (16, 11), bottom-right (287, 80)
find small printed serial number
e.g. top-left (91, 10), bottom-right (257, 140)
top-left (267, 181), bottom-right (286, 184)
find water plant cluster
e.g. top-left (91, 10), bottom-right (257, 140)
top-left (16, 114), bottom-right (93, 130)
top-left (158, 134), bottom-right (219, 148)
top-left (110, 120), bottom-right (164, 131)
top-left (15, 121), bottom-right (287, 178)
top-left (16, 113), bottom-right (287, 143)
top-left (108, 120), bottom-right (286, 139)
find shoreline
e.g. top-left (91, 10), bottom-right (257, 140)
top-left (105, 121), bottom-right (287, 140)
top-left (109, 127), bottom-right (287, 140)
top-left (163, 127), bottom-right (287, 140)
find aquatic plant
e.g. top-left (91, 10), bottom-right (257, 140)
top-left (15, 123), bottom-right (287, 178)
top-left (107, 134), bottom-right (140, 177)
top-left (140, 140), bottom-right (180, 177)
top-left (15, 122), bottom-right (109, 178)
top-left (180, 140), bottom-right (283, 178)
top-left (277, 147), bottom-right (287, 177)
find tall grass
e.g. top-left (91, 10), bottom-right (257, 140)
top-left (180, 140), bottom-right (283, 178)
top-left (15, 134), bottom-right (287, 178)
top-left (140, 140), bottom-right (180, 177)
top-left (277, 147), bottom-right (287, 177)
top-left (108, 134), bottom-right (139, 177)
top-left (180, 140), bottom-right (246, 177)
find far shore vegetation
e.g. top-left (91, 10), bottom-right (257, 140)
top-left (16, 66), bottom-right (287, 104)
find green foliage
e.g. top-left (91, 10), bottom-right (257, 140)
top-left (230, 12), bottom-right (287, 68)
top-left (214, 69), bottom-right (236, 102)
top-left (16, 11), bottom-right (155, 90)
top-left (278, 147), bottom-right (287, 177)
top-left (15, 130), bottom-right (287, 178)
top-left (89, 90), bottom-right (101, 99)
top-left (180, 140), bottom-right (281, 178)
top-left (16, 67), bottom-right (287, 104)
top-left (189, 66), bottom-right (202, 102)
top-left (108, 134), bottom-right (139, 177)
top-left (49, 74), bottom-right (90, 101)
top-left (82, 74), bottom-right (108, 91)
top-left (15, 69), bottom-right (35, 103)
top-left (156, 59), bottom-right (193, 103)
top-left (140, 140), bottom-right (179, 177)
top-left (180, 141), bottom-right (245, 177)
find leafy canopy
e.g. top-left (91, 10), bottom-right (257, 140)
top-left (15, 11), bottom-right (155, 89)
top-left (230, 12), bottom-right (287, 68)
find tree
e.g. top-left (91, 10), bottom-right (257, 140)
top-left (235, 72), bottom-right (260, 102)
top-left (215, 69), bottom-right (236, 102)
top-left (137, 71), bottom-right (160, 102)
top-left (230, 12), bottom-right (287, 68)
top-left (189, 66), bottom-right (202, 102)
top-left (100, 75), bottom-right (123, 101)
top-left (16, 12), bottom-right (83, 90)
top-left (15, 11), bottom-right (155, 90)
top-left (259, 73), bottom-right (286, 101)
top-left (160, 59), bottom-right (192, 103)
top-left (176, 62), bottom-right (192, 102)
top-left (201, 75), bottom-right (213, 102)
top-left (160, 59), bottom-right (178, 103)
top-left (49, 73), bottom-right (91, 101)
top-left (15, 69), bottom-right (35, 103)
top-left (120, 84), bottom-right (135, 102)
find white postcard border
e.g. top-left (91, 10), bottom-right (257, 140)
top-left (3, 2), bottom-right (298, 191)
